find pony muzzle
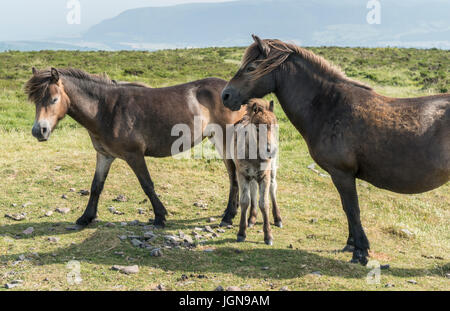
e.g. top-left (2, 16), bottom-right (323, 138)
top-left (32, 120), bottom-right (52, 142)
top-left (222, 87), bottom-right (243, 111)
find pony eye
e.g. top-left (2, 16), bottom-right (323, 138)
top-left (52, 97), bottom-right (59, 104)
top-left (247, 66), bottom-right (256, 72)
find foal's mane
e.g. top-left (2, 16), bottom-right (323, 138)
top-left (242, 39), bottom-right (372, 90)
top-left (25, 68), bottom-right (116, 103)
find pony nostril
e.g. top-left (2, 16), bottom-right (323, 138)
top-left (223, 93), bottom-right (230, 101)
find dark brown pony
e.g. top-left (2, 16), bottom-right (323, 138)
top-left (26, 67), bottom-right (245, 228)
top-left (222, 35), bottom-right (450, 265)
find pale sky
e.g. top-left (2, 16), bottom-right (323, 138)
top-left (0, 0), bottom-right (235, 41)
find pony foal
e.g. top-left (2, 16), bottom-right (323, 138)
top-left (232, 99), bottom-right (281, 245)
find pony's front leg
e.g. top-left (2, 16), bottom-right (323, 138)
top-left (125, 154), bottom-right (167, 228)
top-left (270, 168), bottom-right (282, 228)
top-left (76, 152), bottom-right (115, 226)
top-left (331, 171), bottom-right (370, 265)
top-left (221, 159), bottom-right (239, 226)
top-left (237, 176), bottom-right (251, 242)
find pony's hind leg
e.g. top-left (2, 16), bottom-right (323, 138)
top-left (76, 152), bottom-right (115, 226)
top-left (247, 180), bottom-right (258, 227)
top-left (270, 168), bottom-right (282, 228)
top-left (237, 175), bottom-right (251, 242)
top-left (125, 154), bottom-right (168, 228)
top-left (221, 159), bottom-right (239, 226)
top-left (259, 176), bottom-right (274, 245)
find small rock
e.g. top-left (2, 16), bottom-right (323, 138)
top-left (113, 195), bottom-right (127, 202)
top-left (61, 194), bottom-right (68, 200)
top-left (11, 203), bottom-right (17, 207)
top-left (120, 222), bottom-right (128, 227)
top-left (385, 283), bottom-right (395, 288)
top-left (407, 279), bottom-right (417, 285)
top-left (150, 248), bottom-right (162, 257)
top-left (400, 229), bottom-right (415, 238)
top-left (445, 273), bottom-right (450, 279)
top-left (54, 166), bottom-right (62, 171)
top-left (56, 208), bottom-right (70, 214)
top-left (204, 226), bottom-right (214, 234)
top-left (22, 202), bottom-right (32, 208)
top-left (203, 248), bottom-right (215, 253)
top-left (311, 271), bottom-right (322, 276)
top-left (108, 206), bottom-right (124, 215)
top-left (111, 265), bottom-right (139, 275)
top-left (5, 213), bottom-right (26, 221)
top-left (310, 218), bottom-right (318, 224)
top-left (131, 239), bottom-right (143, 247)
top-left (5, 280), bottom-right (23, 289)
top-left (23, 227), bottom-right (34, 235)
top-left (129, 220), bottom-right (140, 226)
top-left (261, 266), bottom-right (269, 270)
top-left (215, 285), bottom-right (224, 291)
top-left (193, 202), bottom-right (208, 209)
top-left (18, 255), bottom-right (26, 261)
top-left (208, 217), bottom-right (217, 223)
top-left (226, 286), bottom-right (241, 291)
top-left (45, 211), bottom-right (53, 217)
top-left (79, 190), bottom-right (90, 196)
top-left (47, 237), bottom-right (60, 243)
top-left (155, 284), bottom-right (166, 291)
top-left (118, 235), bottom-right (127, 241)
top-left (217, 229), bottom-right (226, 233)
top-left (138, 209), bottom-right (145, 215)
top-left (280, 286), bottom-right (290, 291)
top-left (105, 222), bottom-right (116, 228)
top-left (69, 188), bottom-right (76, 192)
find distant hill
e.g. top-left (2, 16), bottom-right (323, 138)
top-left (83, 0), bottom-right (450, 50)
top-left (1, 0), bottom-right (449, 51)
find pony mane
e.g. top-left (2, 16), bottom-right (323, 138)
top-left (242, 39), bottom-right (372, 90)
top-left (25, 68), bottom-right (115, 103)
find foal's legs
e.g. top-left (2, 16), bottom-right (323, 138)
top-left (247, 180), bottom-right (258, 227)
top-left (76, 152), bottom-right (115, 226)
top-left (221, 159), bottom-right (240, 226)
top-left (270, 169), bottom-right (282, 228)
top-left (125, 154), bottom-right (167, 227)
top-left (259, 175), bottom-right (274, 245)
top-left (237, 175), bottom-right (251, 242)
top-left (331, 171), bottom-right (370, 265)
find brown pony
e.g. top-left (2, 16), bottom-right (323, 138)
top-left (222, 35), bottom-right (450, 265)
top-left (26, 67), bottom-right (245, 228)
top-left (232, 98), bottom-right (281, 245)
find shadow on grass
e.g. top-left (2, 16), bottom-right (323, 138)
top-left (1, 220), bottom-right (448, 281)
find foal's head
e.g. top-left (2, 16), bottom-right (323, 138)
top-left (246, 98), bottom-right (278, 156)
top-left (25, 68), bottom-right (70, 141)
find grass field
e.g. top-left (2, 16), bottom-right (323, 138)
top-left (0, 47), bottom-right (449, 291)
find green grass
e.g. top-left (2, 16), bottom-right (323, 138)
top-left (0, 47), bottom-right (449, 291)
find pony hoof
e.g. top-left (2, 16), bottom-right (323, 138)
top-left (76, 216), bottom-right (94, 227)
top-left (237, 235), bottom-right (246, 242)
top-left (342, 244), bottom-right (355, 253)
top-left (350, 249), bottom-right (369, 266)
top-left (153, 218), bottom-right (166, 228)
top-left (220, 220), bottom-right (232, 227)
top-left (265, 239), bottom-right (273, 246)
top-left (274, 221), bottom-right (283, 228)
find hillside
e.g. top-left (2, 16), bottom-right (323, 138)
top-left (0, 47), bottom-right (448, 291)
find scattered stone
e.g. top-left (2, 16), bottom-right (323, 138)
top-left (108, 206), bottom-right (124, 215)
top-left (79, 190), bottom-right (90, 196)
top-left (18, 255), bottom-right (26, 261)
top-left (385, 283), bottom-right (395, 288)
top-left (194, 227), bottom-right (203, 231)
top-left (54, 166), bottom-right (62, 171)
top-left (226, 225), bottom-right (233, 229)
top-left (400, 229), bottom-right (415, 238)
top-left (311, 271), bottom-right (322, 276)
top-left (11, 203), bottom-right (17, 207)
top-left (310, 218), bottom-right (318, 224)
top-left (193, 202), bottom-right (208, 209)
top-left (131, 239), bottom-right (143, 247)
top-left (204, 226), bottom-right (215, 234)
top-left (22, 202), bottom-right (32, 208)
top-left (203, 248), bottom-right (215, 253)
top-left (183, 235), bottom-right (194, 244)
top-left (129, 220), bottom-right (140, 226)
top-left (138, 208), bottom-right (145, 215)
top-left (5, 213), bottom-right (26, 221)
top-left (261, 266), bottom-right (269, 270)
top-left (47, 237), bottom-right (60, 243)
top-left (4, 280), bottom-right (23, 289)
top-left (226, 286), bottom-right (241, 291)
top-left (407, 279), bottom-right (417, 285)
top-left (164, 235), bottom-right (182, 245)
top-left (154, 284), bottom-right (166, 291)
top-left (215, 285), bottom-right (224, 291)
top-left (56, 208), bottom-right (70, 214)
top-left (69, 188), bottom-right (76, 192)
top-left (118, 235), bottom-right (127, 241)
top-left (143, 231), bottom-right (157, 240)
top-left (111, 265), bottom-right (139, 275)
top-left (446, 273), bottom-right (450, 279)
top-left (23, 227), bottom-right (34, 235)
top-left (45, 211), bottom-right (53, 217)
top-left (280, 286), bottom-right (290, 291)
top-left (61, 194), bottom-right (68, 200)
top-left (105, 222), bottom-right (116, 228)
top-left (217, 228), bottom-right (226, 233)
top-left (208, 217), bottom-right (217, 223)
top-left (150, 248), bottom-right (162, 257)
top-left (113, 195), bottom-right (127, 202)
top-left (120, 222), bottom-right (128, 227)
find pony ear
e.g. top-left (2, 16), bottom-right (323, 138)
top-left (252, 34), bottom-right (270, 58)
top-left (50, 67), bottom-right (59, 82)
top-left (269, 100), bottom-right (274, 112)
top-left (252, 103), bottom-right (259, 114)
top-left (32, 67), bottom-right (38, 75)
